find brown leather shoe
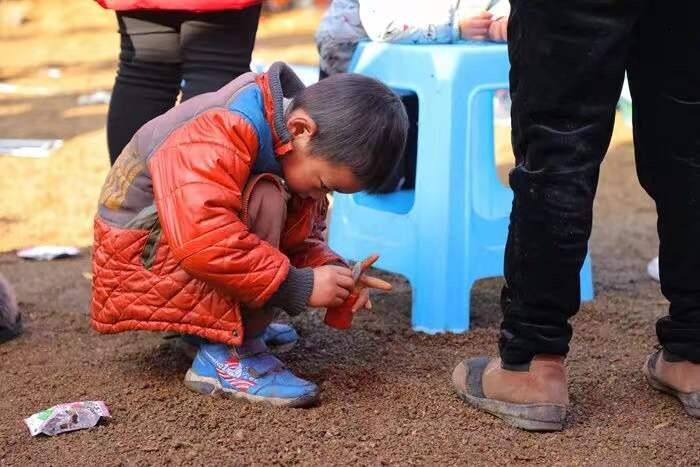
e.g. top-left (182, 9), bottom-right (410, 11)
top-left (643, 349), bottom-right (700, 418)
top-left (452, 355), bottom-right (569, 431)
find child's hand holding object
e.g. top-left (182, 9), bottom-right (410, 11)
top-left (458, 10), bottom-right (508, 42)
top-left (459, 10), bottom-right (493, 41)
top-left (322, 254), bottom-right (392, 329)
top-left (309, 265), bottom-right (355, 308)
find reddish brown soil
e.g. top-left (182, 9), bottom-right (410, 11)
top-left (2, 138), bottom-right (700, 465)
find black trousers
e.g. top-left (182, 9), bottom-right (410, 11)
top-left (501, 0), bottom-right (700, 365)
top-left (106, 6), bottom-right (261, 164)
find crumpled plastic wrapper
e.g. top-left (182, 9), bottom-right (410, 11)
top-left (24, 401), bottom-right (111, 436)
top-left (16, 245), bottom-right (79, 261)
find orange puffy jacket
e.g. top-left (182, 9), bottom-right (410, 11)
top-left (91, 63), bottom-right (343, 345)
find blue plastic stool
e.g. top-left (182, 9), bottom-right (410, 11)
top-left (328, 41), bottom-right (595, 333)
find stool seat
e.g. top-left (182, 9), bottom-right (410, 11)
top-left (329, 41), bottom-right (594, 333)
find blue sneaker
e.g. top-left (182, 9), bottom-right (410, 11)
top-left (261, 322), bottom-right (298, 353)
top-left (183, 338), bottom-right (318, 407)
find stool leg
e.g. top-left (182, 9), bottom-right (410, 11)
top-left (580, 253), bottom-right (595, 301)
top-left (407, 78), bottom-right (471, 333)
top-left (411, 260), bottom-right (472, 333)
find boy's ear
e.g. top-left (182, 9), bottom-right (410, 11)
top-left (286, 109), bottom-right (318, 138)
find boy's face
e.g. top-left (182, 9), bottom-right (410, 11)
top-left (281, 109), bottom-right (363, 200)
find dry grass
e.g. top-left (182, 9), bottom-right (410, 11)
top-left (0, 0), bottom-right (322, 252)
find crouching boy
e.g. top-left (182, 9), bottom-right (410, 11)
top-left (91, 63), bottom-right (408, 407)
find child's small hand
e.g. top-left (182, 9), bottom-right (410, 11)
top-left (458, 11), bottom-right (493, 41)
top-left (309, 265), bottom-right (354, 308)
top-left (351, 274), bottom-right (392, 313)
top-left (352, 288), bottom-right (371, 313)
top-left (488, 17), bottom-right (508, 42)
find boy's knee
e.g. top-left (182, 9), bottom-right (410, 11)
top-left (246, 180), bottom-right (289, 245)
top-left (248, 180), bottom-right (288, 217)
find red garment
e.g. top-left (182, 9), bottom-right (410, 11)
top-left (94, 0), bottom-right (261, 12)
top-left (91, 64), bottom-right (342, 345)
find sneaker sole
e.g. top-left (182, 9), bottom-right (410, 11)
top-left (643, 358), bottom-right (700, 418)
top-left (456, 390), bottom-right (566, 431)
top-left (183, 369), bottom-right (318, 408)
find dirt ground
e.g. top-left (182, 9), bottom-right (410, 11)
top-left (1, 1), bottom-right (699, 466)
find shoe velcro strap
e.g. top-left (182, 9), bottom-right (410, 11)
top-left (245, 353), bottom-right (284, 378)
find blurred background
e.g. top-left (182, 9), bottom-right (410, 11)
top-left (0, 0), bottom-right (634, 253)
top-left (0, 0), bottom-right (333, 251)
top-left (0, 0), bottom-right (635, 254)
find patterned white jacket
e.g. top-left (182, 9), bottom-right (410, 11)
top-left (316, 0), bottom-right (510, 75)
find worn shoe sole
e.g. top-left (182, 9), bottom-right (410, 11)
top-left (183, 369), bottom-right (318, 408)
top-left (455, 389), bottom-right (567, 431)
top-left (643, 356), bottom-right (700, 418)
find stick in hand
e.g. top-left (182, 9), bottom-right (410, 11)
top-left (324, 253), bottom-right (391, 329)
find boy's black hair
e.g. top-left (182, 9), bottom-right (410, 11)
top-left (289, 73), bottom-right (409, 193)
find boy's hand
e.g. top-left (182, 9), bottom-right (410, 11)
top-left (458, 11), bottom-right (493, 41)
top-left (352, 273), bottom-right (393, 313)
top-left (352, 288), bottom-right (372, 313)
top-left (309, 265), bottom-right (354, 308)
top-left (488, 17), bottom-right (508, 42)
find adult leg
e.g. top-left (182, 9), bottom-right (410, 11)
top-left (453, 0), bottom-right (642, 431)
top-left (179, 6), bottom-right (261, 101)
top-left (106, 11), bottom-right (183, 164)
top-left (633, 2), bottom-right (700, 363)
top-left (0, 274), bottom-right (21, 343)
top-left (632, 0), bottom-right (700, 417)
top-left (500, 0), bottom-right (640, 365)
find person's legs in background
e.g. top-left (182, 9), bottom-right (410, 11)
top-left (107, 11), bottom-right (184, 164)
top-left (632, 0), bottom-right (700, 417)
top-left (0, 273), bottom-right (22, 343)
top-left (179, 6), bottom-right (261, 101)
top-left (500, 1), bottom-right (638, 366)
top-left (107, 6), bottom-right (261, 165)
top-left (453, 1), bottom-right (641, 430)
